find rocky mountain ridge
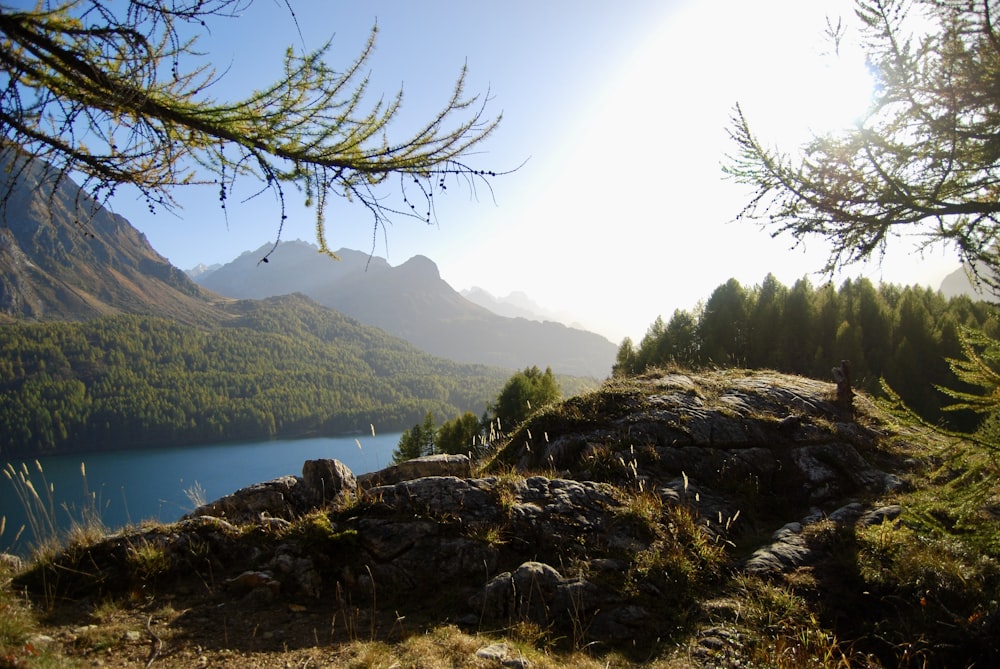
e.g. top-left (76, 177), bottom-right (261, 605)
top-left (0, 149), bottom-right (221, 325)
top-left (10, 368), bottom-right (991, 667)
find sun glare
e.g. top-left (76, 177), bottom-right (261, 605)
top-left (739, 13), bottom-right (876, 150)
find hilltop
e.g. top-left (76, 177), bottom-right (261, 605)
top-left (3, 368), bottom-right (997, 667)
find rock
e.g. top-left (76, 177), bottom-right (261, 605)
top-left (225, 570), bottom-right (280, 595)
top-left (789, 443), bottom-right (888, 503)
top-left (478, 561), bottom-right (564, 623)
top-left (861, 504), bottom-right (903, 526)
top-left (744, 522), bottom-right (813, 575)
top-left (26, 634), bottom-right (56, 650)
top-left (358, 453), bottom-right (472, 487)
top-left (15, 369), bottom-right (936, 657)
top-left (185, 476), bottom-right (309, 524)
top-left (363, 476), bottom-right (497, 523)
top-left (302, 458), bottom-right (356, 504)
top-left (475, 642), bottom-right (510, 661)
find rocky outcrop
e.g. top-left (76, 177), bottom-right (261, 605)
top-left (184, 457), bottom-right (358, 524)
top-left (15, 370), bottom-right (929, 656)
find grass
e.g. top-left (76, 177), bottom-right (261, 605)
top-left (2, 461), bottom-right (107, 561)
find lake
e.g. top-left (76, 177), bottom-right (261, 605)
top-left (0, 432), bottom-right (402, 556)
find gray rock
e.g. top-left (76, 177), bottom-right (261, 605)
top-left (185, 475), bottom-right (307, 524)
top-left (475, 642), bottom-right (510, 661)
top-left (861, 504), bottom-right (903, 526)
top-left (744, 522), bottom-right (813, 575)
top-left (302, 458), bottom-right (356, 505)
top-left (358, 453), bottom-right (472, 487)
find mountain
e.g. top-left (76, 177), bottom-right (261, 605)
top-left (939, 263), bottom-right (998, 300)
top-left (461, 286), bottom-right (553, 321)
top-left (0, 148), bottom-right (221, 324)
top-left (185, 262), bottom-right (222, 280)
top-left (195, 241), bottom-right (618, 377)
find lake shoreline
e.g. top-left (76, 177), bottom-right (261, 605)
top-left (1, 432), bottom-right (403, 556)
top-left (2, 426), bottom-right (395, 461)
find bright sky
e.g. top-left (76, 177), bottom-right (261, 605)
top-left (104, 0), bottom-right (962, 344)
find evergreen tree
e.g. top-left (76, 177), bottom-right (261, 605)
top-left (699, 279), bottom-right (750, 365)
top-left (663, 309), bottom-right (700, 367)
top-left (781, 277), bottom-right (817, 373)
top-left (392, 411), bottom-right (436, 464)
top-left (613, 337), bottom-right (638, 377)
top-left (727, 0), bottom-right (1000, 293)
top-left (491, 366), bottom-right (561, 429)
top-left (747, 273), bottom-right (787, 369)
top-left (436, 411), bottom-right (482, 456)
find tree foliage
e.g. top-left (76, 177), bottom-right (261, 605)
top-left (491, 365), bottom-right (561, 429)
top-left (392, 411), bottom-right (436, 464)
top-left (0, 301), bottom-right (510, 457)
top-left (725, 0), bottom-right (1000, 292)
top-left (435, 411), bottom-right (482, 456)
top-left (390, 366), bottom-right (564, 463)
top-left (0, 1), bottom-right (502, 257)
top-left (614, 274), bottom-right (1000, 430)
top-left (937, 326), bottom-right (1000, 414)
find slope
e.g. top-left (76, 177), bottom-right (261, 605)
top-left (0, 149), bottom-right (222, 325)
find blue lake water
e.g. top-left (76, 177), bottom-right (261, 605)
top-left (0, 432), bottom-right (401, 555)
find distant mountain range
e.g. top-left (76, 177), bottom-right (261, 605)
top-left (0, 149), bottom-right (615, 378)
top-left (192, 241), bottom-right (617, 377)
top-left (458, 286), bottom-right (585, 327)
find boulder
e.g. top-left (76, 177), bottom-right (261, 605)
top-left (185, 475), bottom-right (310, 524)
top-left (358, 453), bottom-right (472, 487)
top-left (301, 458), bottom-right (356, 504)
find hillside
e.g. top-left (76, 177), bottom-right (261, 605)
top-left (0, 149), bottom-right (222, 325)
top-left (3, 368), bottom-right (997, 667)
top-left (0, 295), bottom-right (515, 457)
top-left (0, 154), bottom-right (600, 457)
top-left (195, 240), bottom-right (618, 378)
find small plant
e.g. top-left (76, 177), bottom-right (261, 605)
top-left (183, 480), bottom-right (208, 510)
top-left (126, 537), bottom-right (172, 585)
top-left (731, 574), bottom-right (859, 668)
top-left (466, 523), bottom-right (508, 546)
top-left (2, 461), bottom-right (106, 558)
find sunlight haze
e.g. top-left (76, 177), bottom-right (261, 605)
top-left (106, 0), bottom-right (962, 345)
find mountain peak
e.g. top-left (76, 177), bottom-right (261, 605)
top-left (397, 254), bottom-right (441, 280)
top-left (194, 244), bottom-right (617, 377)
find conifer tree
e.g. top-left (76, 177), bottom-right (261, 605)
top-left (491, 366), bottom-right (561, 428)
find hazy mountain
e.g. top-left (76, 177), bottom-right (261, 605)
top-left (460, 287), bottom-right (557, 322)
top-left (939, 263), bottom-right (998, 301)
top-left (185, 263), bottom-right (223, 280)
top-left (0, 149), bottom-right (220, 324)
top-left (196, 241), bottom-right (617, 377)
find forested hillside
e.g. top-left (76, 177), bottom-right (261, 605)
top-left (616, 274), bottom-right (1000, 431)
top-left (0, 295), bottom-right (514, 457)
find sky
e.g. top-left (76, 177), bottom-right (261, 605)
top-left (95, 0), bottom-right (963, 344)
